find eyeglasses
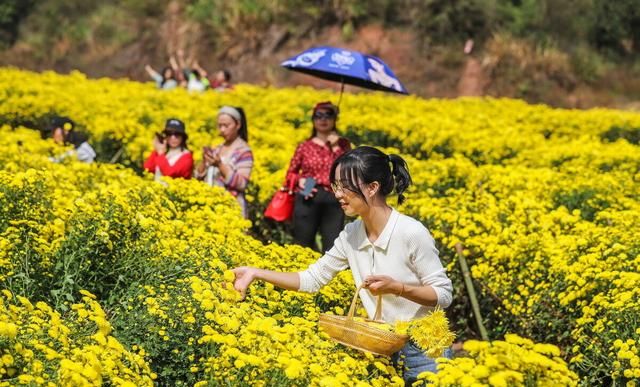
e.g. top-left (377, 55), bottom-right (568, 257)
top-left (312, 112), bottom-right (336, 120)
top-left (164, 131), bottom-right (182, 137)
top-left (331, 181), bottom-right (352, 194)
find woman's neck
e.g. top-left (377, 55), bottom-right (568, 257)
top-left (224, 136), bottom-right (240, 147)
top-left (314, 131), bottom-right (334, 141)
top-left (360, 201), bottom-right (392, 243)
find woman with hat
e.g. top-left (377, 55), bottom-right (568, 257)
top-left (143, 118), bottom-right (193, 179)
top-left (195, 106), bottom-right (253, 218)
top-left (284, 101), bottom-right (351, 252)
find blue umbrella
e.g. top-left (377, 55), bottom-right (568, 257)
top-left (281, 46), bottom-right (408, 104)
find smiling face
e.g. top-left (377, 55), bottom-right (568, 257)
top-left (312, 107), bottom-right (336, 135)
top-left (331, 164), bottom-right (374, 217)
top-left (217, 113), bottom-right (240, 142)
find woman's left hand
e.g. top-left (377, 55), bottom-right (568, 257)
top-left (363, 275), bottom-right (403, 296)
top-left (211, 152), bottom-right (222, 167)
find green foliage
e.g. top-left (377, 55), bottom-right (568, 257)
top-left (2, 0), bottom-right (639, 66)
top-left (601, 125), bottom-right (640, 145)
top-left (0, 0), bottom-right (34, 47)
top-left (408, 0), bottom-right (496, 43)
top-left (590, 0), bottom-right (640, 55)
top-left (552, 187), bottom-right (611, 222)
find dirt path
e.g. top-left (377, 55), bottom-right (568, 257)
top-left (457, 58), bottom-right (485, 97)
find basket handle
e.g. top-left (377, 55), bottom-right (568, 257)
top-left (347, 283), bottom-right (383, 321)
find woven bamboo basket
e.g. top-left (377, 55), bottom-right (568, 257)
top-left (319, 284), bottom-right (409, 356)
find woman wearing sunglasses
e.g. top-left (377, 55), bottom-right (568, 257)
top-left (234, 146), bottom-right (453, 385)
top-left (284, 101), bottom-right (351, 252)
top-left (143, 118), bottom-right (194, 179)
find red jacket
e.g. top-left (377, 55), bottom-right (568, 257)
top-left (144, 151), bottom-right (193, 179)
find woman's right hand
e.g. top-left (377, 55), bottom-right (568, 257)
top-left (232, 266), bottom-right (258, 299)
top-left (297, 177), bottom-right (317, 199)
top-left (203, 150), bottom-right (216, 166)
top-left (152, 136), bottom-right (167, 153)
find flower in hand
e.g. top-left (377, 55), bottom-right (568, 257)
top-left (363, 275), bottom-right (403, 296)
top-left (232, 266), bottom-right (256, 300)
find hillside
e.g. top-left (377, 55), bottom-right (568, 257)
top-left (1, 0), bottom-right (639, 109)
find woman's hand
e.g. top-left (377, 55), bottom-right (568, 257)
top-left (203, 149), bottom-right (216, 166)
top-left (153, 136), bottom-right (167, 154)
top-left (211, 152), bottom-right (222, 167)
top-left (232, 266), bottom-right (258, 299)
top-left (297, 177), bottom-right (318, 199)
top-left (363, 275), bottom-right (403, 296)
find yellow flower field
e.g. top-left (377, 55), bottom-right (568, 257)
top-left (1, 67), bottom-right (639, 385)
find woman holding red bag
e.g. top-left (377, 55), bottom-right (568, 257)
top-left (284, 101), bottom-right (351, 252)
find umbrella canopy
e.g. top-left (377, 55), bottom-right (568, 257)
top-left (281, 46), bottom-right (408, 95)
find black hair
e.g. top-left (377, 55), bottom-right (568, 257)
top-left (330, 146), bottom-right (412, 205)
top-left (65, 131), bottom-right (89, 149)
top-left (236, 107), bottom-right (248, 143)
top-left (161, 66), bottom-right (174, 86)
top-left (178, 135), bottom-right (189, 151)
top-left (222, 69), bottom-right (231, 81)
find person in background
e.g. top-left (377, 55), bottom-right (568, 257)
top-left (143, 118), bottom-right (193, 179)
top-left (144, 64), bottom-right (178, 90)
top-left (285, 101), bottom-right (351, 252)
top-left (187, 61), bottom-right (211, 92)
top-left (210, 69), bottom-right (233, 91)
top-left (48, 116), bottom-right (96, 163)
top-left (232, 146), bottom-right (453, 385)
top-left (170, 51), bottom-right (189, 88)
top-left (194, 106), bottom-right (253, 218)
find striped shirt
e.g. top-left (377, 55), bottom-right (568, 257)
top-left (198, 138), bottom-right (253, 218)
top-left (298, 209), bottom-right (453, 323)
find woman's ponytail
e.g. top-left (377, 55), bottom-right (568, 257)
top-left (388, 154), bottom-right (412, 204)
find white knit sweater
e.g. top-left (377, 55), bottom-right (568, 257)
top-left (298, 209), bottom-right (453, 323)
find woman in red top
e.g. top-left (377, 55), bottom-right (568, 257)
top-left (143, 118), bottom-right (194, 180)
top-left (285, 101), bottom-right (351, 252)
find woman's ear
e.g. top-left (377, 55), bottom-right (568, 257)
top-left (368, 181), bottom-right (380, 198)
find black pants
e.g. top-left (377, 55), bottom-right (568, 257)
top-left (293, 189), bottom-right (345, 252)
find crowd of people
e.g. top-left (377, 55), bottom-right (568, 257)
top-left (144, 51), bottom-right (233, 93)
top-left (44, 99), bottom-right (453, 386)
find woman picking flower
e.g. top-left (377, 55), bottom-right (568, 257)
top-left (233, 146), bottom-right (453, 384)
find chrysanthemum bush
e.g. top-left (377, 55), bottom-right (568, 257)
top-left (0, 128), bottom-right (406, 386)
top-left (1, 67), bottom-right (639, 384)
top-left (421, 334), bottom-right (579, 386)
top-left (0, 289), bottom-right (155, 386)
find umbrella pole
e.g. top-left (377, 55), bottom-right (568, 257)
top-left (337, 79), bottom-right (345, 107)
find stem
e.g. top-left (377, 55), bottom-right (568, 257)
top-left (455, 242), bottom-right (489, 341)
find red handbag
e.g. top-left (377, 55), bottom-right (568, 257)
top-left (264, 179), bottom-right (296, 222)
